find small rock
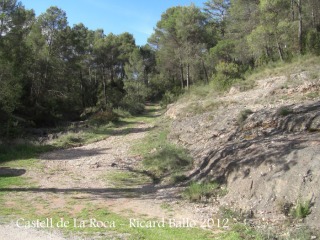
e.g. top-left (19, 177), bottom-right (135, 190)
top-left (229, 86), bottom-right (241, 94)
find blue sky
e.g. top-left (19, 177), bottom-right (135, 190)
top-left (20, 0), bottom-right (205, 46)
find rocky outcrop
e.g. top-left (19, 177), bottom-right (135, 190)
top-left (166, 76), bottom-right (320, 231)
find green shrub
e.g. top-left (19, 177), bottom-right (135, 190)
top-left (219, 207), bottom-right (246, 222)
top-left (120, 80), bottom-right (149, 115)
top-left (216, 223), bottom-right (264, 240)
top-left (160, 91), bottom-right (178, 107)
top-left (237, 109), bottom-right (253, 125)
top-left (183, 182), bottom-right (227, 202)
top-left (210, 40), bottom-right (235, 62)
top-left (277, 106), bottom-right (293, 116)
top-left (89, 110), bottom-right (119, 125)
top-left (120, 99), bottom-right (145, 115)
top-left (80, 107), bottom-right (100, 119)
top-left (306, 30), bottom-right (320, 55)
top-left (291, 199), bottom-right (312, 219)
top-left (112, 107), bottom-right (132, 118)
top-left (211, 62), bottom-right (242, 91)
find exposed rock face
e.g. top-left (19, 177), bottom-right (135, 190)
top-left (166, 76), bottom-right (320, 230)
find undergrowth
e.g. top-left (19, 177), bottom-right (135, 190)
top-left (175, 55), bottom-right (320, 108)
top-left (131, 119), bottom-right (193, 182)
top-left (183, 182), bottom-right (227, 202)
top-left (290, 199), bottom-right (312, 219)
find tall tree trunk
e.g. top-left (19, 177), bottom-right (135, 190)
top-left (277, 41), bottom-right (284, 61)
top-left (201, 59), bottom-right (209, 84)
top-left (291, 0), bottom-right (295, 21)
top-left (110, 67), bottom-right (114, 83)
top-left (102, 67), bottom-right (107, 107)
top-left (311, 8), bottom-right (316, 28)
top-left (143, 68), bottom-right (148, 86)
top-left (180, 63), bottom-right (184, 89)
top-left (80, 69), bottom-right (85, 108)
top-left (6, 114), bottom-right (12, 138)
top-left (44, 36), bottom-right (54, 83)
top-left (186, 63), bottom-right (190, 89)
top-left (44, 57), bottom-right (49, 83)
top-left (297, 0), bottom-right (303, 54)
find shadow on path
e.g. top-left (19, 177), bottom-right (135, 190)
top-left (0, 184), bottom-right (179, 200)
top-left (0, 167), bottom-right (26, 177)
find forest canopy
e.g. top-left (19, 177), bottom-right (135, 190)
top-left (1, 0), bottom-right (320, 135)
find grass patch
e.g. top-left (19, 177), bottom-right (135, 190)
top-left (160, 202), bottom-right (173, 211)
top-left (232, 78), bottom-right (256, 92)
top-left (215, 207), bottom-right (268, 240)
top-left (246, 55), bottom-right (320, 82)
top-left (183, 182), bottom-right (227, 202)
top-left (178, 84), bottom-right (218, 102)
top-left (104, 171), bottom-right (153, 188)
top-left (305, 91), bottom-right (320, 99)
top-left (178, 100), bottom-right (227, 117)
top-left (131, 119), bottom-right (193, 181)
top-left (131, 123), bottom-right (169, 157)
top-left (51, 127), bottom-right (113, 149)
top-left (142, 144), bottom-right (193, 179)
top-left (113, 107), bottom-right (132, 118)
top-left (215, 223), bottom-right (264, 240)
top-left (0, 176), bottom-right (26, 188)
top-left (218, 207), bottom-right (251, 227)
top-left (68, 206), bottom-right (214, 240)
top-left (290, 199), bottom-right (312, 219)
top-left (0, 144), bottom-right (43, 199)
top-left (0, 144), bottom-right (52, 165)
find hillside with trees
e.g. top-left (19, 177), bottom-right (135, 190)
top-left (1, 0), bottom-right (320, 137)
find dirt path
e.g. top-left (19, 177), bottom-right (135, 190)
top-left (0, 108), bottom-right (218, 239)
top-left (33, 122), bottom-right (153, 190)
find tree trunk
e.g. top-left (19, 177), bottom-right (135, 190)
top-left (202, 59), bottom-right (209, 84)
top-left (277, 41), bottom-right (284, 61)
top-left (265, 46), bottom-right (271, 59)
top-left (80, 69), bottom-right (85, 108)
top-left (297, 0), bottom-right (303, 54)
top-left (110, 67), bottom-right (114, 84)
top-left (102, 67), bottom-right (107, 107)
top-left (44, 57), bottom-right (49, 82)
top-left (186, 64), bottom-right (190, 89)
top-left (311, 8), bottom-right (316, 28)
top-left (180, 63), bottom-right (184, 89)
top-left (291, 0), bottom-right (295, 21)
top-left (6, 115), bottom-right (11, 138)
